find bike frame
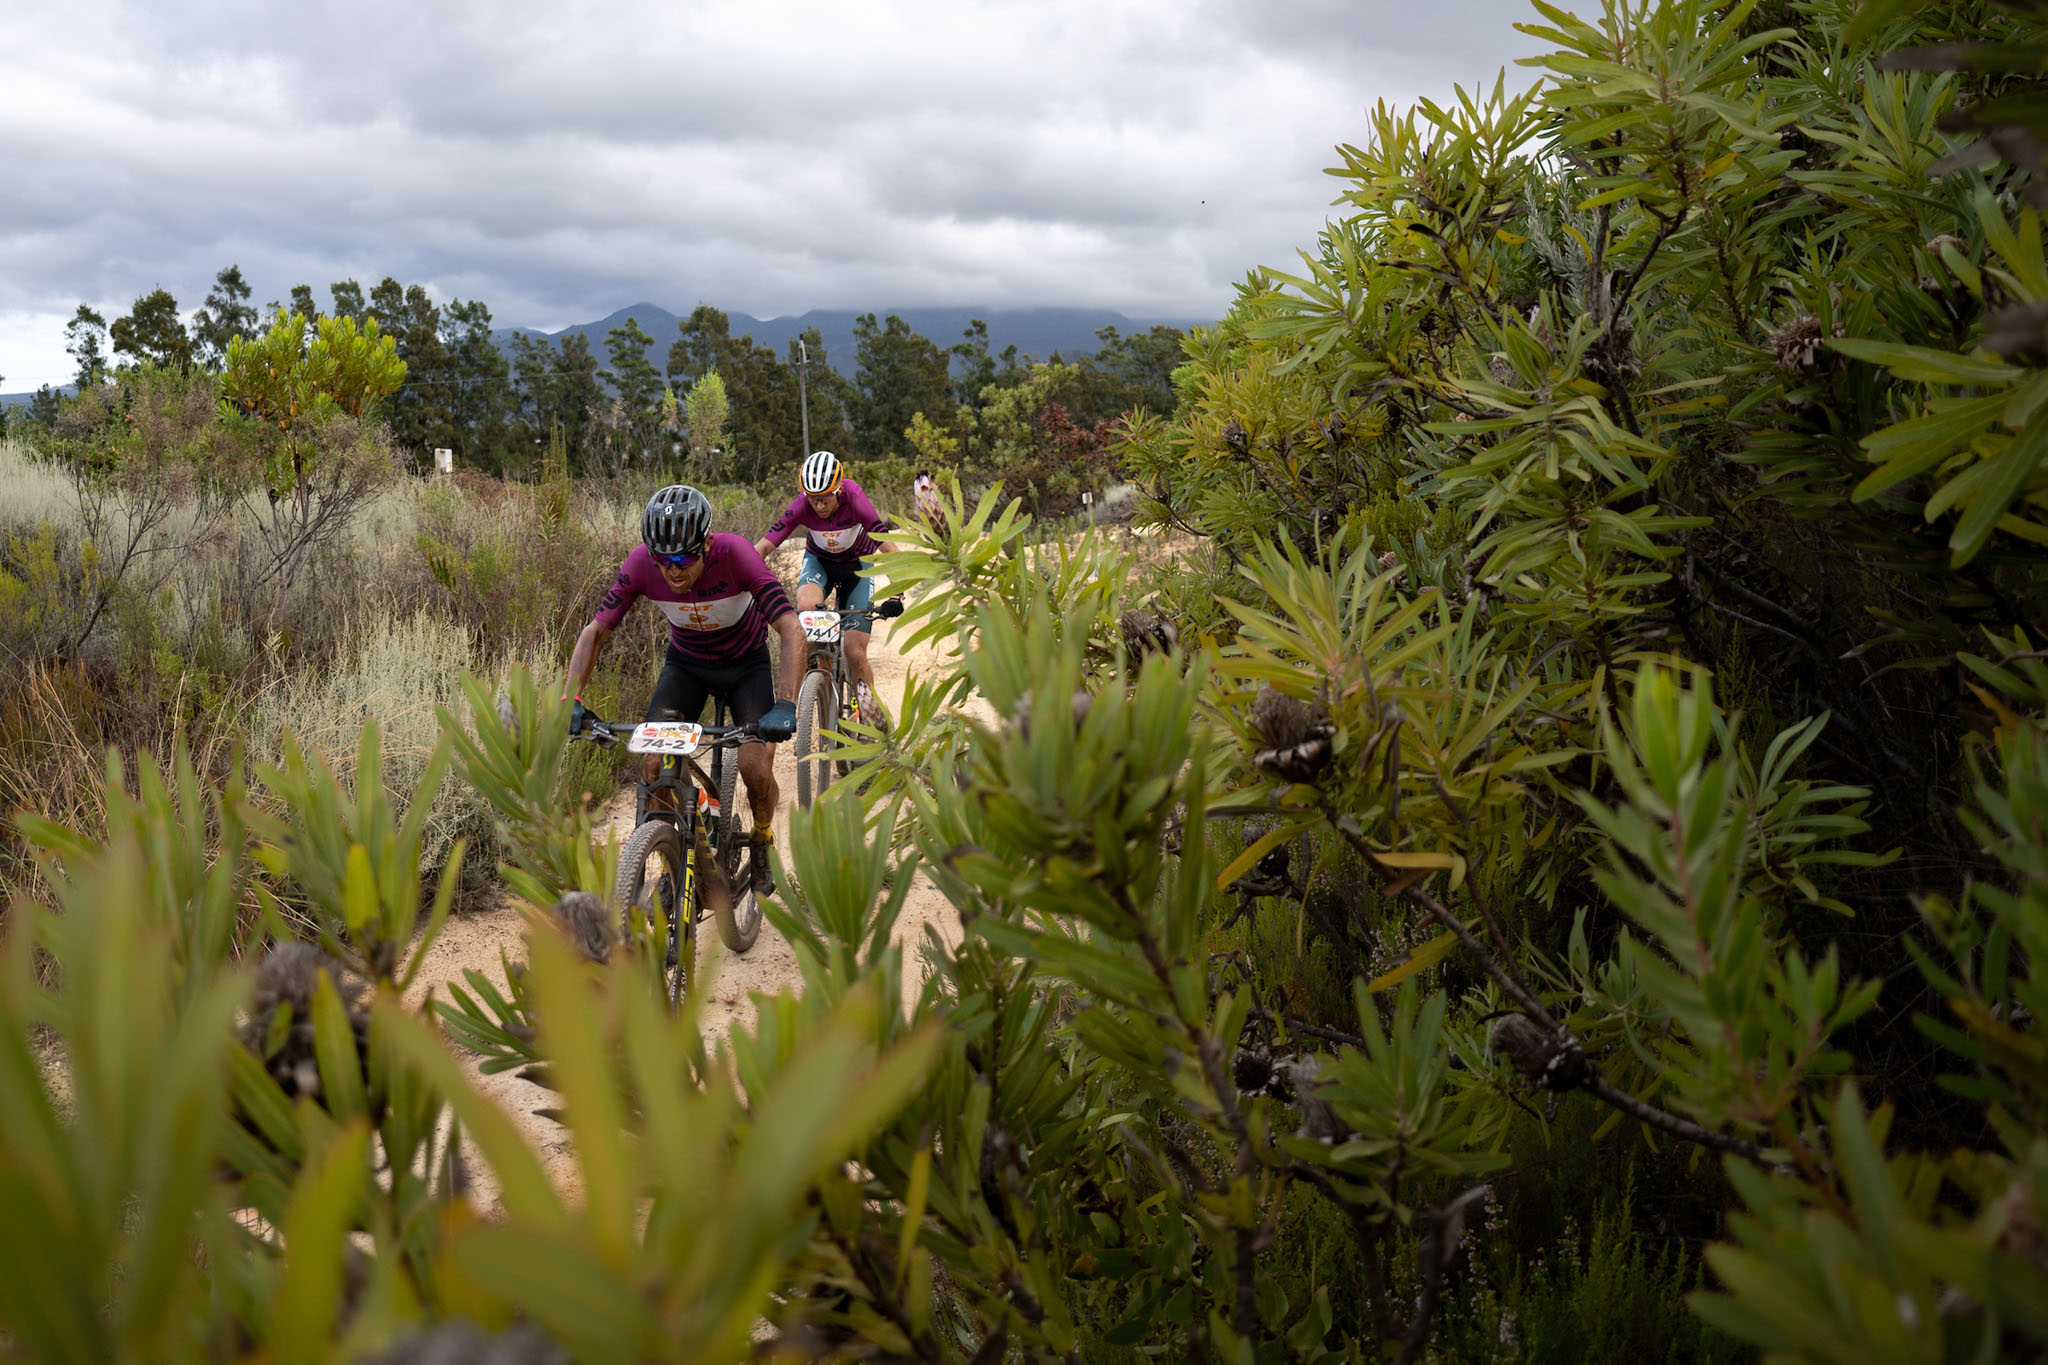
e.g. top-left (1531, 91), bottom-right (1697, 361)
top-left (584, 704), bottom-right (749, 930)
top-left (798, 603), bottom-right (888, 712)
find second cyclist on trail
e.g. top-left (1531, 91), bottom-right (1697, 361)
top-left (565, 484), bottom-right (804, 896)
top-left (752, 450), bottom-right (905, 723)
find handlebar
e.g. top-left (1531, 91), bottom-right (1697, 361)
top-left (575, 714), bottom-right (760, 748)
top-left (804, 596), bottom-right (904, 621)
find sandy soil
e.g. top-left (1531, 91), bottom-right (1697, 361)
top-left (403, 553), bottom-right (981, 1197)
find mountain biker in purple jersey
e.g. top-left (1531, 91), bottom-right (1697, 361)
top-left (564, 484), bottom-right (805, 894)
top-left (751, 451), bottom-right (909, 715)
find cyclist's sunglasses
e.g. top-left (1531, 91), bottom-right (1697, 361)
top-left (656, 550), bottom-right (700, 569)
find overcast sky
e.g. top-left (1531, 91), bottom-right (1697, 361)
top-left (1, 0), bottom-right (1546, 390)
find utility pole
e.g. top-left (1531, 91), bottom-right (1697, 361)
top-left (796, 337), bottom-right (812, 455)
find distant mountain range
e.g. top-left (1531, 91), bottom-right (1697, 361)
top-left (2, 304), bottom-right (1204, 408)
top-left (0, 384), bottom-right (73, 409)
top-left (495, 304), bottom-right (1204, 374)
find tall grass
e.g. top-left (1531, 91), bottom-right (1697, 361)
top-left (0, 440), bottom-right (73, 532)
top-left (247, 610), bottom-right (494, 890)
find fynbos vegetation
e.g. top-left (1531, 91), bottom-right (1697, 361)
top-left (5, 0), bottom-right (2048, 1360)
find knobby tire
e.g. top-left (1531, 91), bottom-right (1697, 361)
top-left (795, 668), bottom-right (837, 809)
top-left (616, 818), bottom-right (690, 1007)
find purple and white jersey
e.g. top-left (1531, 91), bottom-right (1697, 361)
top-left (760, 478), bottom-right (894, 566)
top-left (593, 534), bottom-right (794, 663)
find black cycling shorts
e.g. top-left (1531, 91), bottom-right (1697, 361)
top-left (647, 643), bottom-right (775, 741)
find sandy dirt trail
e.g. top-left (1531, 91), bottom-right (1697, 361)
top-left (404, 557), bottom-right (980, 1197)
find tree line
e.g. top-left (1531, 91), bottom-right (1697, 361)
top-left (9, 268), bottom-right (1184, 490)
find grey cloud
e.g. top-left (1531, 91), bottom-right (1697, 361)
top-left (2, 0), bottom-right (1546, 387)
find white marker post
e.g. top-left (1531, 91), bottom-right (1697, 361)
top-left (433, 447), bottom-right (453, 477)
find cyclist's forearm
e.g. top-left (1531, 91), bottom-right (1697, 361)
top-left (565, 622), bottom-right (611, 696)
top-left (773, 614), bottom-right (805, 703)
top-left (752, 537), bottom-right (776, 560)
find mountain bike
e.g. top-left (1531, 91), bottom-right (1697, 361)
top-left (792, 597), bottom-right (902, 808)
top-left (574, 701), bottom-right (764, 1006)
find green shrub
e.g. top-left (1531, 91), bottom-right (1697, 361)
top-left (10, 0), bottom-right (2048, 1358)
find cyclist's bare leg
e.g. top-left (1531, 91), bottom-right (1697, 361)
top-left (737, 741), bottom-right (778, 826)
top-left (844, 627), bottom-right (878, 699)
top-left (795, 582), bottom-right (825, 610)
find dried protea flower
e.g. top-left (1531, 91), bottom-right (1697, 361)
top-left (1007, 689), bottom-right (1094, 741)
top-left (1768, 315), bottom-right (1827, 374)
top-left (912, 469), bottom-right (949, 536)
top-left (1526, 304), bottom-right (1554, 352)
top-left (1488, 1013), bottom-right (1587, 1091)
top-left (1250, 684), bottom-right (1335, 784)
top-left (1924, 234), bottom-right (1970, 295)
top-left (496, 694), bottom-right (518, 734)
top-left (1233, 1048), bottom-right (1278, 1097)
top-left (1069, 689), bottom-right (1094, 729)
top-left (242, 942), bottom-right (370, 1101)
top-left (550, 890), bottom-right (616, 964)
top-left (1221, 420), bottom-right (1249, 453)
top-left (1120, 609), bottom-right (1179, 660)
top-left (1487, 353), bottom-right (1517, 385)
top-left (1282, 1057), bottom-right (1351, 1143)
top-left (1583, 316), bottom-right (1641, 386)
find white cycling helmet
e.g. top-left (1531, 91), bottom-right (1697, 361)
top-left (800, 450), bottom-right (843, 496)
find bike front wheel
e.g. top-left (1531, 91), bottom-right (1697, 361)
top-left (794, 669), bottom-right (838, 809)
top-left (615, 818), bottom-right (691, 1007)
top-left (712, 801), bottom-right (764, 950)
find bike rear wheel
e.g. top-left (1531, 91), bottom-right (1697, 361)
top-left (615, 818), bottom-right (691, 1007)
top-left (794, 668), bottom-right (838, 808)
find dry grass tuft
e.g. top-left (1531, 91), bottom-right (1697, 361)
top-left (248, 610), bottom-right (497, 889)
top-left (0, 440), bottom-right (78, 533)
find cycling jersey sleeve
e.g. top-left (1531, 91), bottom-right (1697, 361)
top-left (592, 547), bottom-right (649, 630)
top-left (842, 482), bottom-right (893, 534)
top-left (760, 495), bottom-right (808, 549)
top-left (730, 538), bottom-right (795, 623)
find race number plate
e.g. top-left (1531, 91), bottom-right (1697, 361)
top-left (799, 609), bottom-right (841, 644)
top-left (626, 721), bottom-right (703, 755)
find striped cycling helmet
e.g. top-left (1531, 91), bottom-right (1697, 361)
top-left (800, 450), bottom-right (843, 496)
top-left (641, 484), bottom-right (712, 558)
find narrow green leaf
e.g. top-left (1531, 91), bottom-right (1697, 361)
top-left (310, 971), bottom-right (369, 1123)
top-left (1949, 416), bottom-right (2048, 563)
top-left (270, 1122), bottom-right (370, 1365)
top-left (341, 843), bottom-right (378, 938)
